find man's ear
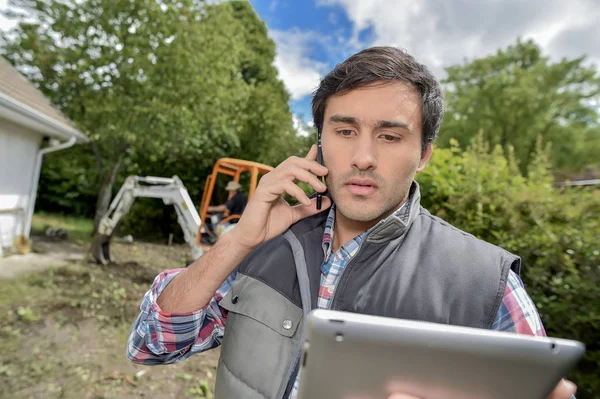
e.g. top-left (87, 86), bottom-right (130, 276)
top-left (416, 143), bottom-right (433, 173)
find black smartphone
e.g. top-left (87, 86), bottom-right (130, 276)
top-left (316, 131), bottom-right (324, 210)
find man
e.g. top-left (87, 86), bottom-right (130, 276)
top-left (207, 180), bottom-right (247, 220)
top-left (127, 47), bottom-right (577, 399)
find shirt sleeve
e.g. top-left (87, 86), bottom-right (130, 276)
top-left (126, 267), bottom-right (237, 365)
top-left (224, 197), bottom-right (235, 213)
top-left (492, 271), bottom-right (577, 398)
top-left (491, 269), bottom-right (546, 336)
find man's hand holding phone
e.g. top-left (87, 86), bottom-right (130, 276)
top-left (230, 144), bottom-right (330, 251)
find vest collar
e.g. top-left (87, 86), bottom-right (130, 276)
top-left (365, 181), bottom-right (421, 243)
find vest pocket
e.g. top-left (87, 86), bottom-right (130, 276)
top-left (219, 273), bottom-right (303, 337)
top-left (216, 273), bottom-right (303, 398)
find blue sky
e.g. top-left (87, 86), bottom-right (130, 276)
top-left (2, 0), bottom-right (599, 130)
top-left (249, 0), bottom-right (363, 124)
top-left (248, 0), bottom-right (600, 128)
top-left (249, 0), bottom-right (376, 124)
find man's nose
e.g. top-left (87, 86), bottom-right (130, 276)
top-left (351, 135), bottom-right (377, 171)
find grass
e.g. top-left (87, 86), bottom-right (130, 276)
top-left (30, 212), bottom-right (94, 243)
top-left (0, 225), bottom-right (219, 398)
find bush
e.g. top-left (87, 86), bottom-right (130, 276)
top-left (116, 197), bottom-right (186, 244)
top-left (417, 136), bottom-right (600, 397)
top-left (37, 146), bottom-right (98, 218)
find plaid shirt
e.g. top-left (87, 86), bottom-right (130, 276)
top-left (127, 204), bottom-right (547, 397)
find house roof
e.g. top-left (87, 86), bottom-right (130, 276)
top-left (0, 56), bottom-right (88, 142)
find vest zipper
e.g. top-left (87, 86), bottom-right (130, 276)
top-left (329, 203), bottom-right (412, 309)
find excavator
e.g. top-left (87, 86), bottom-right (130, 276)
top-left (91, 158), bottom-right (273, 265)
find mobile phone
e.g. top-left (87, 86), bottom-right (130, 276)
top-left (316, 131), bottom-right (324, 210)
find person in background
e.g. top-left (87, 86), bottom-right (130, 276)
top-left (207, 180), bottom-right (247, 222)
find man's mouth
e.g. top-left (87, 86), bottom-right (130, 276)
top-left (345, 178), bottom-right (378, 196)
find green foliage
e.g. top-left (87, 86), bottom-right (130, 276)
top-left (2, 0), bottom-right (250, 158)
top-left (36, 145), bottom-right (98, 217)
top-left (0, 260), bottom-right (154, 332)
top-left (417, 137), bottom-right (600, 397)
top-left (176, 373), bottom-right (194, 382)
top-left (117, 197), bottom-right (185, 243)
top-left (1, 0), bottom-right (305, 235)
top-left (440, 38), bottom-right (600, 174)
top-left (16, 306), bottom-right (38, 323)
top-left (221, 1), bottom-right (311, 165)
top-left (187, 379), bottom-right (213, 398)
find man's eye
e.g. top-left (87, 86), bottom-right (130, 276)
top-left (381, 134), bottom-right (400, 142)
top-left (338, 130), bottom-right (355, 137)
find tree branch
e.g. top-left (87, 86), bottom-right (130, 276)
top-left (92, 142), bottom-right (104, 180)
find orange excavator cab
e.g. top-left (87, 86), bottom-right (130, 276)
top-left (196, 158), bottom-right (273, 245)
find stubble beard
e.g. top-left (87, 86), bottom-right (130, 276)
top-left (327, 172), bottom-right (411, 224)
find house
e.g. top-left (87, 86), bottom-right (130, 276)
top-left (0, 57), bottom-right (88, 257)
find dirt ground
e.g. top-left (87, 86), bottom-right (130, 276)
top-left (0, 235), bottom-right (220, 399)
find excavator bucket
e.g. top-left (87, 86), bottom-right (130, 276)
top-left (91, 233), bottom-right (112, 265)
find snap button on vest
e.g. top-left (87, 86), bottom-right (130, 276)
top-left (231, 295), bottom-right (239, 304)
top-left (282, 319), bottom-right (293, 330)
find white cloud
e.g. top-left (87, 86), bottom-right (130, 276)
top-left (318, 0), bottom-right (600, 78)
top-left (292, 114), bottom-right (312, 137)
top-left (270, 28), bottom-right (328, 100)
top-left (0, 0), bottom-right (18, 32)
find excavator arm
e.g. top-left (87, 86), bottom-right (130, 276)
top-left (92, 176), bottom-right (205, 265)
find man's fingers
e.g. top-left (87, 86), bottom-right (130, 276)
top-left (252, 149), bottom-right (327, 210)
top-left (280, 153), bottom-right (327, 176)
top-left (291, 196), bottom-right (331, 223)
top-left (305, 144), bottom-right (318, 160)
top-left (278, 180), bottom-right (311, 206)
top-left (262, 150), bottom-right (326, 188)
top-left (293, 157), bottom-right (328, 176)
top-left (281, 166), bottom-right (327, 193)
top-left (547, 379), bottom-right (577, 399)
top-left (388, 394), bottom-right (421, 399)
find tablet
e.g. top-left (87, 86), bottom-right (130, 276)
top-left (296, 309), bottom-right (585, 399)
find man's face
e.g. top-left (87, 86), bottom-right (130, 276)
top-left (321, 81), bottom-right (432, 224)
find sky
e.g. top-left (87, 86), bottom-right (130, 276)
top-left (249, 0), bottom-right (600, 123)
top-left (2, 0), bottom-right (599, 126)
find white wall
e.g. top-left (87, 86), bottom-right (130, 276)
top-left (0, 117), bottom-right (42, 254)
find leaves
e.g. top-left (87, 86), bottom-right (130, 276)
top-left (16, 306), bottom-right (38, 323)
top-left (439, 38), bottom-right (600, 175)
top-left (1, 0), bottom-right (305, 233)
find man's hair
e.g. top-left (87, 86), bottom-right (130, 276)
top-left (311, 46), bottom-right (445, 151)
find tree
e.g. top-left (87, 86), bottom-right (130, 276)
top-left (439, 38), bottom-right (600, 174)
top-left (226, 1), bottom-right (311, 166)
top-left (1, 0), bottom-right (295, 232)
